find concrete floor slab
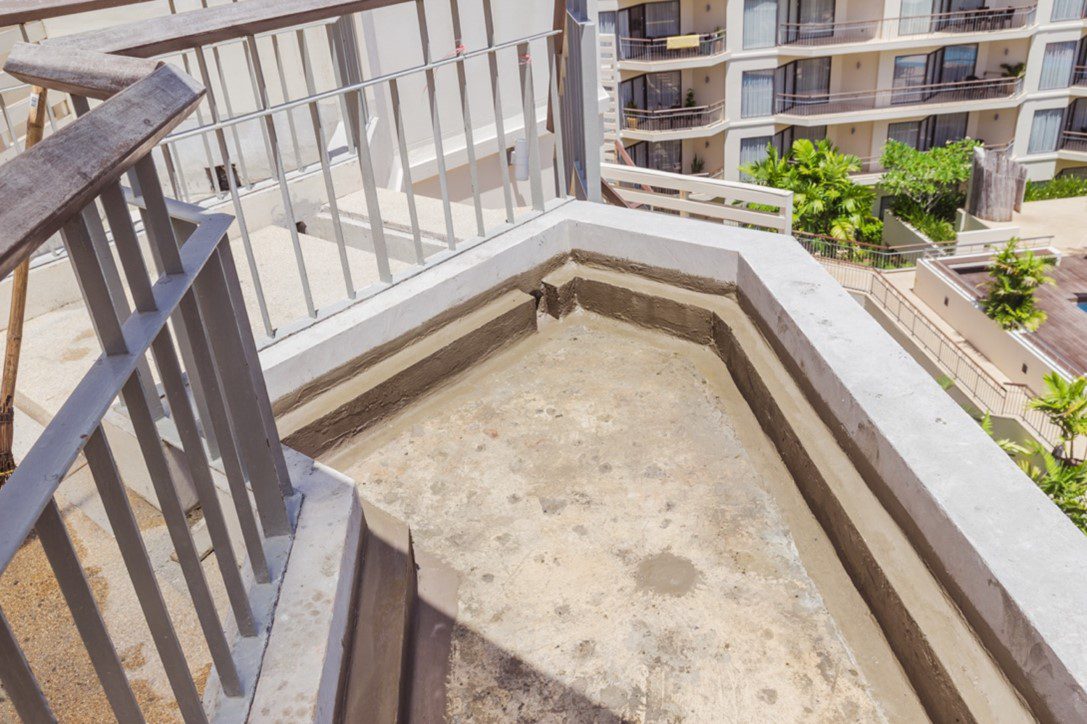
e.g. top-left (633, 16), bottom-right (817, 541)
top-left (326, 312), bottom-right (914, 722)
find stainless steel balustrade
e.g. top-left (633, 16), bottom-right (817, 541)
top-left (79, 4), bottom-right (570, 346)
top-left (776, 75), bottom-right (1024, 117)
top-left (621, 99), bottom-right (725, 132)
top-left (616, 29), bottom-right (725, 62)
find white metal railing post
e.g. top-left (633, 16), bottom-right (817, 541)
top-left (565, 2), bottom-right (601, 202)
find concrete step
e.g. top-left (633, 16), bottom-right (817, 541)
top-left (331, 186), bottom-right (516, 246)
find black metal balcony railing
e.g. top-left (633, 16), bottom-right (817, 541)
top-left (1061, 130), bottom-right (1087, 152)
top-left (622, 100), bottom-right (725, 132)
top-left (775, 75), bottom-right (1023, 116)
top-left (777, 3), bottom-right (1036, 46)
top-left (617, 30), bottom-right (725, 61)
top-left (1073, 65), bottom-right (1087, 87)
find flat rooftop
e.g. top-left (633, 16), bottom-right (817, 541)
top-left (323, 310), bottom-right (922, 721)
top-left (936, 249), bottom-right (1087, 376)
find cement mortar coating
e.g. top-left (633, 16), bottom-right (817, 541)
top-left (326, 313), bottom-right (921, 722)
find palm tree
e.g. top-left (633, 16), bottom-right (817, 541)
top-left (1028, 373), bottom-right (1087, 461)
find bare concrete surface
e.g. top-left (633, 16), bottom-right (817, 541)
top-left (326, 312), bottom-right (918, 722)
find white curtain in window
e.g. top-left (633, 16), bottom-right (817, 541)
top-left (930, 112), bottom-right (968, 147)
top-left (739, 136), bottom-right (772, 179)
top-left (649, 140), bottom-right (682, 173)
top-left (1052, 0), bottom-right (1085, 21)
top-left (645, 1), bottom-right (680, 37)
top-left (741, 70), bottom-right (775, 117)
top-left (647, 72), bottom-right (681, 109)
top-left (888, 121), bottom-right (921, 149)
top-left (1028, 108), bottom-right (1063, 154)
top-left (1040, 41), bottom-right (1077, 90)
top-left (743, 0), bottom-right (778, 49)
top-left (899, 0), bottom-right (935, 36)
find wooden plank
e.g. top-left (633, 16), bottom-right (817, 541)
top-left (4, 43), bottom-right (162, 100)
top-left (0, 64), bottom-right (203, 280)
top-left (0, 0), bottom-right (147, 26)
top-left (50, 0), bottom-right (410, 58)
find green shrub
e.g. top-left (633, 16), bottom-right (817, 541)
top-left (899, 209), bottom-right (956, 242)
top-left (980, 239), bottom-right (1055, 331)
top-left (1024, 175), bottom-right (1087, 202)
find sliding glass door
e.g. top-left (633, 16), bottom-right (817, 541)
top-left (775, 58), bottom-right (830, 112)
top-left (620, 72), bottom-right (681, 111)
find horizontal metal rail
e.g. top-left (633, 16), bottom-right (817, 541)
top-left (776, 75), bottom-right (1024, 116)
top-left (1061, 129), bottom-right (1087, 152)
top-left (621, 99), bottom-right (725, 132)
top-left (777, 3), bottom-right (1036, 46)
top-left (616, 29), bottom-right (725, 61)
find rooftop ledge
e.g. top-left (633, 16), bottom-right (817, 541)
top-left (261, 200), bottom-right (1087, 722)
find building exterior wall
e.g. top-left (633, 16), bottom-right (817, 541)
top-left (601, 0), bottom-right (1087, 182)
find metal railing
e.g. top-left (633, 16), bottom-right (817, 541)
top-left (0, 55), bottom-right (295, 721)
top-left (1072, 65), bottom-right (1087, 86)
top-left (617, 29), bottom-right (725, 62)
top-left (601, 161), bottom-right (793, 234)
top-left (776, 75), bottom-right (1023, 116)
top-left (815, 254), bottom-right (1061, 448)
top-left (11, 0), bottom-right (573, 349)
top-left (777, 3), bottom-right (1036, 46)
top-left (621, 99), bottom-right (725, 132)
top-left (1061, 129), bottom-right (1087, 152)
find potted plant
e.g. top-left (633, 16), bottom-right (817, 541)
top-left (691, 154), bottom-right (705, 175)
top-left (684, 88), bottom-right (697, 108)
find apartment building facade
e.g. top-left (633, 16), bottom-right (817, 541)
top-left (599, 0), bottom-right (1087, 183)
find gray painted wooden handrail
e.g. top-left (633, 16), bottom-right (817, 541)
top-left (5, 42), bottom-right (162, 100)
top-left (48, 0), bottom-right (403, 57)
top-left (0, 0), bottom-right (148, 26)
top-left (0, 61), bottom-right (204, 278)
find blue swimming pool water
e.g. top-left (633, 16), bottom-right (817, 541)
top-left (1078, 301), bottom-right (1087, 313)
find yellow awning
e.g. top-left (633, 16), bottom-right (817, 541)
top-left (665, 34), bottom-right (701, 50)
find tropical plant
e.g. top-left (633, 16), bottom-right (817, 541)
top-left (879, 138), bottom-right (979, 231)
top-left (980, 239), bottom-right (1055, 331)
top-left (979, 411), bottom-right (1030, 457)
top-left (684, 88), bottom-right (696, 108)
top-left (1028, 373), bottom-right (1087, 459)
top-left (1017, 444), bottom-right (1087, 533)
top-left (741, 139), bottom-right (881, 243)
top-left (690, 154), bottom-right (705, 175)
top-left (1000, 62), bottom-right (1026, 78)
top-left (1024, 174), bottom-right (1087, 202)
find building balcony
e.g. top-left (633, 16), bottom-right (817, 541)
top-left (621, 101), bottom-right (725, 136)
top-left (775, 76), bottom-right (1024, 119)
top-left (1072, 65), bottom-right (1087, 87)
top-left (776, 3), bottom-right (1036, 48)
top-left (1060, 129), bottom-right (1087, 153)
top-left (617, 29), bottom-right (725, 63)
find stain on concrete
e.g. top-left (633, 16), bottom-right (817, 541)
top-left (633, 551), bottom-right (702, 598)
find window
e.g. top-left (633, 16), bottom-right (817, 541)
top-left (888, 120), bottom-right (922, 149)
top-left (598, 11), bottom-right (616, 34)
top-left (644, 1), bottom-right (680, 38)
top-left (743, 0), bottom-right (778, 49)
top-left (773, 125), bottom-right (827, 155)
top-left (741, 70), bottom-right (775, 117)
top-left (1040, 41), bottom-right (1077, 90)
top-left (775, 57), bottom-right (831, 112)
top-left (898, 0), bottom-right (934, 35)
top-left (1028, 108), bottom-right (1064, 154)
top-left (1052, 0), bottom-right (1085, 21)
top-left (620, 72), bottom-right (681, 111)
top-left (739, 136), bottom-right (773, 179)
top-left (928, 112), bottom-right (968, 147)
top-left (625, 140), bottom-right (682, 174)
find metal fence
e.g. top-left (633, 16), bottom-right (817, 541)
top-left (776, 75), bottom-right (1024, 116)
top-left (0, 60), bottom-right (294, 721)
top-left (621, 99), bottom-right (725, 132)
top-left (777, 3), bottom-right (1036, 46)
top-left (814, 252), bottom-right (1061, 448)
top-left (616, 29), bottom-right (725, 62)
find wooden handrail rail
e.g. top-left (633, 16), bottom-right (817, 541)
top-left (0, 61), bottom-right (203, 279)
top-left (0, 0), bottom-right (149, 26)
top-left (5, 43), bottom-right (161, 100)
top-left (47, 0), bottom-right (405, 57)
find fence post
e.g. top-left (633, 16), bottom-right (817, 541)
top-left (563, 1), bottom-right (601, 202)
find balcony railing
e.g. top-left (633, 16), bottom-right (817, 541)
top-left (621, 100), bottom-right (725, 132)
top-left (777, 3), bottom-right (1036, 46)
top-left (1060, 129), bottom-right (1087, 152)
top-left (775, 75), bottom-right (1023, 116)
top-left (617, 29), bottom-right (725, 62)
top-left (1072, 65), bottom-right (1087, 87)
